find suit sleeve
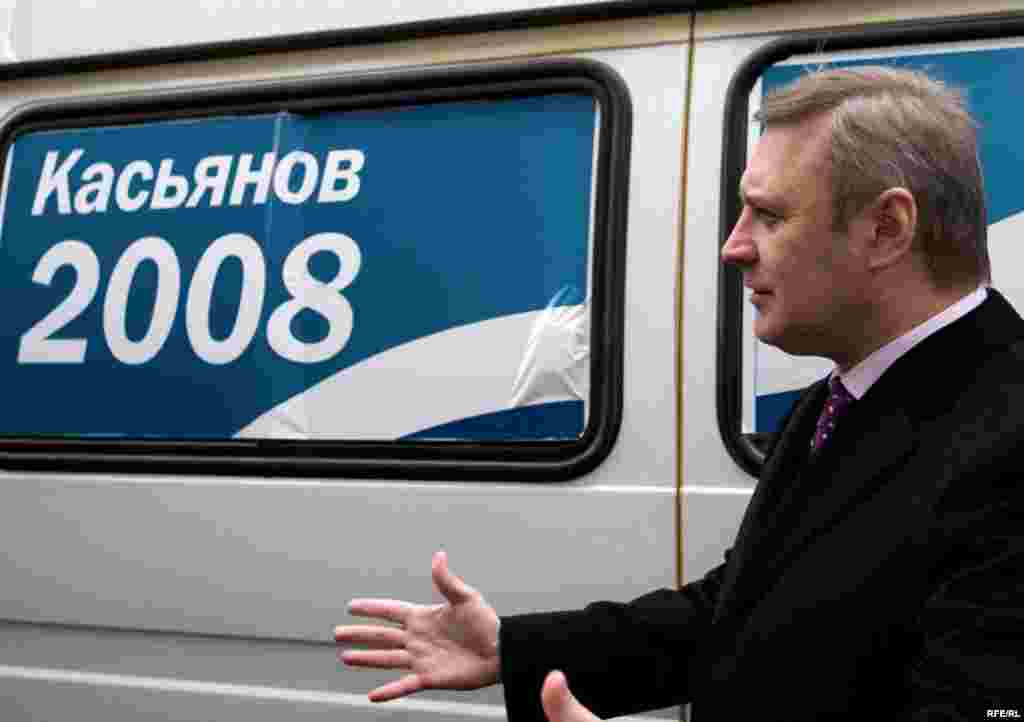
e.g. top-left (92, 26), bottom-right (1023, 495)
top-left (499, 555), bottom-right (729, 722)
top-left (906, 466), bottom-right (1024, 720)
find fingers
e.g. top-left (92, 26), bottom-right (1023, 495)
top-left (345, 552), bottom-right (475, 619)
top-left (541, 671), bottom-right (599, 722)
top-left (346, 598), bottom-right (415, 624)
top-left (431, 550), bottom-right (475, 606)
top-left (334, 624), bottom-right (406, 648)
top-left (368, 673), bottom-right (424, 703)
top-left (339, 649), bottom-right (413, 670)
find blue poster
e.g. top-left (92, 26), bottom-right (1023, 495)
top-left (0, 93), bottom-right (597, 440)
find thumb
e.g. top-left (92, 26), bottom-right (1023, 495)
top-left (541, 671), bottom-right (599, 722)
top-left (431, 550), bottom-right (475, 605)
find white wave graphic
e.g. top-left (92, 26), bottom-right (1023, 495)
top-left (989, 211), bottom-right (1024, 313)
top-left (236, 307), bottom-right (588, 440)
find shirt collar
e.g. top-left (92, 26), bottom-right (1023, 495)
top-left (837, 286), bottom-right (988, 400)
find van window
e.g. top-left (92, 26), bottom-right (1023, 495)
top-left (0, 60), bottom-right (631, 480)
top-left (718, 20), bottom-right (1024, 475)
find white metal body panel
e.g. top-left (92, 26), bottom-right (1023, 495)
top-left (0, 1), bottom-right (662, 61)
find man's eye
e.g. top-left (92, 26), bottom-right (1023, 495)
top-left (753, 207), bottom-right (781, 228)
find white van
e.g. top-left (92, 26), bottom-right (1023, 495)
top-left (1, 2), bottom-right (1021, 720)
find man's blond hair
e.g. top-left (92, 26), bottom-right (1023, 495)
top-left (757, 66), bottom-right (989, 290)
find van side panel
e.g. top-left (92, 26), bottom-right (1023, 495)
top-left (0, 19), bottom-right (689, 721)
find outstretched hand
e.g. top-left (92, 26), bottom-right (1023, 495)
top-left (334, 551), bottom-right (501, 702)
top-left (541, 671), bottom-right (600, 722)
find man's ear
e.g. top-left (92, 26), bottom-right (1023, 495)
top-left (863, 187), bottom-right (917, 271)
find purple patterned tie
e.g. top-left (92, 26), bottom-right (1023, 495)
top-left (811, 375), bottom-right (855, 454)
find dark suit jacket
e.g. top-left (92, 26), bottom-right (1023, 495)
top-left (500, 289), bottom-right (1024, 721)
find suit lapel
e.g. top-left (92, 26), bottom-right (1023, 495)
top-left (755, 401), bottom-right (916, 596)
top-left (712, 380), bottom-right (826, 622)
top-left (714, 383), bottom-right (917, 624)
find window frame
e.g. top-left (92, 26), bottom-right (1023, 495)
top-left (0, 58), bottom-right (631, 481)
top-left (717, 11), bottom-right (1024, 476)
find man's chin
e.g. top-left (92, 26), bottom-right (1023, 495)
top-left (752, 322), bottom-right (781, 349)
top-left (756, 331), bottom-right (831, 359)
top-left (754, 325), bottom-right (807, 356)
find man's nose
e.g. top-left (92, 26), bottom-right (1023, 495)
top-left (721, 214), bottom-right (757, 266)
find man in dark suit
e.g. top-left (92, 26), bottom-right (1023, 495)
top-left (334, 67), bottom-right (1024, 720)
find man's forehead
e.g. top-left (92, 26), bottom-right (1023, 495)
top-left (740, 146), bottom-right (790, 202)
top-left (742, 119), bottom-right (831, 200)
